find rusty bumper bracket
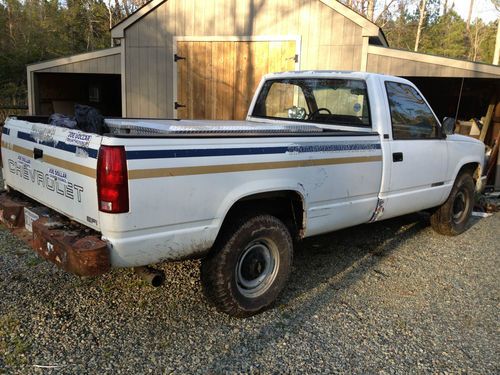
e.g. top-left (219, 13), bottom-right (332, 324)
top-left (0, 193), bottom-right (110, 277)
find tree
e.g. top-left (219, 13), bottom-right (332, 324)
top-left (367, 0), bottom-right (375, 20)
top-left (466, 0), bottom-right (475, 33)
top-left (414, 0), bottom-right (427, 51)
top-left (420, 9), bottom-right (468, 58)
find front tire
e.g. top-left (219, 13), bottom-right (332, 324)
top-left (201, 214), bottom-right (293, 317)
top-left (430, 173), bottom-right (475, 236)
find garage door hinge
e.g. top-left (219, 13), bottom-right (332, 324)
top-left (174, 54), bottom-right (186, 62)
top-left (174, 102), bottom-right (186, 110)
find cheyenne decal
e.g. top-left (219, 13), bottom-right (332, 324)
top-left (7, 159), bottom-right (84, 202)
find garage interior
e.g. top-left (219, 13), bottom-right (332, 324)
top-left (34, 73), bottom-right (122, 117)
top-left (407, 77), bottom-right (500, 143)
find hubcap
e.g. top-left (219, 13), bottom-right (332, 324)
top-left (236, 239), bottom-right (279, 298)
top-left (452, 190), bottom-right (468, 224)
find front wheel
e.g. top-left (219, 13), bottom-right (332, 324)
top-left (430, 173), bottom-right (475, 236)
top-left (201, 214), bottom-right (293, 317)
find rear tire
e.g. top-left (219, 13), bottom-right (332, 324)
top-left (201, 214), bottom-right (293, 317)
top-left (430, 173), bottom-right (475, 236)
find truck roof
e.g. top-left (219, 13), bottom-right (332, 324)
top-left (263, 70), bottom-right (413, 85)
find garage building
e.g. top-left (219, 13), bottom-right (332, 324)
top-left (27, 0), bottom-right (500, 138)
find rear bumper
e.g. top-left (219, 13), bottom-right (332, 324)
top-left (0, 193), bottom-right (110, 276)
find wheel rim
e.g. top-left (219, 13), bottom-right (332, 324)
top-left (452, 190), bottom-right (469, 224)
top-left (236, 239), bottom-right (280, 298)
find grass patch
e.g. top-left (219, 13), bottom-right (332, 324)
top-left (26, 255), bottom-right (44, 267)
top-left (0, 313), bottom-right (31, 367)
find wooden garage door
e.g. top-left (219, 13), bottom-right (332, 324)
top-left (176, 40), bottom-right (296, 120)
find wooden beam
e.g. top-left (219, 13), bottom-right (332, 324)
top-left (480, 96), bottom-right (497, 143)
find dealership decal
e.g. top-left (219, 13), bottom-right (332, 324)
top-left (66, 132), bottom-right (92, 148)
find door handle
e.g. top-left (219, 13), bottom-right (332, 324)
top-left (392, 152), bottom-right (403, 162)
top-left (33, 148), bottom-right (43, 160)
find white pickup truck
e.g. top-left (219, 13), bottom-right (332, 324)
top-left (1, 71), bottom-right (486, 317)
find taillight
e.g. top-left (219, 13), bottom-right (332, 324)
top-left (97, 146), bottom-right (129, 213)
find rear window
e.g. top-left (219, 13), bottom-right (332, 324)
top-left (252, 78), bottom-right (371, 127)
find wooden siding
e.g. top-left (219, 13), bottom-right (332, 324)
top-left (37, 54), bottom-right (121, 74)
top-left (367, 53), bottom-right (499, 79)
top-left (124, 0), bottom-right (364, 118)
top-left (176, 40), bottom-right (296, 120)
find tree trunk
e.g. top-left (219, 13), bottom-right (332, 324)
top-left (494, 20), bottom-right (500, 65)
top-left (6, 0), bottom-right (15, 44)
top-left (414, 0), bottom-right (427, 52)
top-left (466, 0), bottom-right (475, 33)
top-left (367, 0), bottom-right (375, 21)
top-left (122, 0), bottom-right (131, 16)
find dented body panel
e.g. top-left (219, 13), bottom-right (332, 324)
top-left (0, 72), bottom-right (486, 272)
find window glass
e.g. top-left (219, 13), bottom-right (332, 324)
top-left (385, 81), bottom-right (439, 139)
top-left (252, 78), bottom-right (370, 127)
top-left (264, 82), bottom-right (309, 119)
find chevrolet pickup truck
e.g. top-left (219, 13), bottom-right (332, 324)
top-left (0, 71), bottom-right (486, 317)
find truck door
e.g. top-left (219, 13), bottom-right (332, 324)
top-left (380, 81), bottom-right (448, 220)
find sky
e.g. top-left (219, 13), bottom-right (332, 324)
top-left (452, 0), bottom-right (498, 23)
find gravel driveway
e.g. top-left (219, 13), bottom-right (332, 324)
top-left (0, 205), bottom-right (499, 374)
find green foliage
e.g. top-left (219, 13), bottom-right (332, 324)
top-left (0, 0), bottom-right (136, 108)
top-left (381, 1), bottom-right (497, 64)
top-left (420, 10), bottom-right (468, 59)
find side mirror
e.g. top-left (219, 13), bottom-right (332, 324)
top-left (442, 117), bottom-right (456, 136)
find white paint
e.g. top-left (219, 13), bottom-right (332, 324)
top-left (1, 72), bottom-right (486, 268)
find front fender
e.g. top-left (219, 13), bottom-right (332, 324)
top-left (446, 135), bottom-right (485, 185)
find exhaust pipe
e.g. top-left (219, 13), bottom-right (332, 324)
top-left (134, 266), bottom-right (165, 287)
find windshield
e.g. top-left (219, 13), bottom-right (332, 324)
top-left (252, 78), bottom-right (371, 127)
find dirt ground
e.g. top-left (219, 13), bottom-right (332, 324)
top-left (1, 208), bottom-right (499, 374)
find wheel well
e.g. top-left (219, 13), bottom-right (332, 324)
top-left (458, 162), bottom-right (480, 181)
top-left (222, 191), bottom-right (305, 240)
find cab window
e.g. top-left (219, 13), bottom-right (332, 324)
top-left (252, 78), bottom-right (371, 127)
top-left (385, 81), bottom-right (440, 140)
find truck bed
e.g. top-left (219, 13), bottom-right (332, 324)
top-left (2, 115), bottom-right (383, 268)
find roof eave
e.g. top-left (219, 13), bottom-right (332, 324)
top-left (111, 0), bottom-right (166, 38)
top-left (320, 0), bottom-right (386, 43)
top-left (27, 47), bottom-right (121, 72)
top-left (368, 45), bottom-right (500, 76)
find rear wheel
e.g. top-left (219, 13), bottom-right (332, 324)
top-left (201, 214), bottom-right (293, 317)
top-left (430, 173), bottom-right (475, 236)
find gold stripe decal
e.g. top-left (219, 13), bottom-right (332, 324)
top-left (4, 142), bottom-right (96, 178)
top-left (43, 155), bottom-right (96, 178)
top-left (128, 155), bottom-right (382, 180)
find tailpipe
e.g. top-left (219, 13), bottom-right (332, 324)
top-left (134, 266), bottom-right (165, 287)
